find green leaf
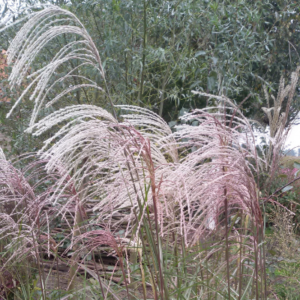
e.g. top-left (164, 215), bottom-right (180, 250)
top-left (207, 76), bottom-right (216, 90)
top-left (282, 185), bottom-right (293, 192)
top-left (294, 162), bottom-right (300, 170)
top-left (268, 249), bottom-right (276, 256)
top-left (102, 59), bottom-right (107, 70)
top-left (195, 51), bottom-right (206, 57)
top-left (211, 57), bottom-right (218, 65)
top-left (86, 254), bottom-right (92, 261)
top-left (278, 174), bottom-right (287, 178)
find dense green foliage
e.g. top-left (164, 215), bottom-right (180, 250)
top-left (1, 0), bottom-right (300, 156)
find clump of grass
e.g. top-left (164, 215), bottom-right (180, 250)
top-left (5, 5), bottom-right (300, 299)
top-left (266, 207), bottom-right (300, 299)
top-left (261, 68), bottom-right (300, 193)
top-left (267, 207), bottom-right (298, 259)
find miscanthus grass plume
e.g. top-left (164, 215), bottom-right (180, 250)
top-left (0, 5), bottom-right (271, 299)
top-left (261, 68), bottom-right (300, 192)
